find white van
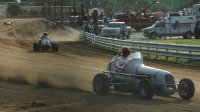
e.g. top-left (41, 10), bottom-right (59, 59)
top-left (143, 16), bottom-right (196, 39)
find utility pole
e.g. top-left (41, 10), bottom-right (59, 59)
top-left (60, 0), bottom-right (64, 23)
top-left (53, 0), bottom-right (57, 22)
top-left (81, 4), bottom-right (84, 26)
top-left (73, 0), bottom-right (76, 26)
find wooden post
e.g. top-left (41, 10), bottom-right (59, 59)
top-left (166, 49), bottom-right (168, 60)
top-left (93, 9), bottom-right (98, 35)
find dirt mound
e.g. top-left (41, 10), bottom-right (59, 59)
top-left (0, 19), bottom-right (81, 87)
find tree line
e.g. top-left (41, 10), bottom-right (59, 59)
top-left (94, 0), bottom-right (200, 13)
top-left (5, 0), bottom-right (200, 17)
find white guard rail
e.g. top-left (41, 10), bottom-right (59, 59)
top-left (83, 32), bottom-right (200, 60)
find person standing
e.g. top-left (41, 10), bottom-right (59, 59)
top-left (194, 22), bottom-right (200, 39)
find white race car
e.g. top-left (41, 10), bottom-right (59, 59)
top-left (93, 52), bottom-right (195, 100)
top-left (33, 39), bottom-right (58, 52)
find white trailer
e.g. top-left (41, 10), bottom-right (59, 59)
top-left (144, 16), bottom-right (196, 39)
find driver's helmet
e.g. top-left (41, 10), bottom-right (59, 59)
top-left (121, 46), bottom-right (130, 57)
top-left (43, 32), bottom-right (48, 36)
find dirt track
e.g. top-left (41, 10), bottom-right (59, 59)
top-left (0, 19), bottom-right (200, 112)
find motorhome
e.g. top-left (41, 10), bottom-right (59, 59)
top-left (193, 4), bottom-right (200, 22)
top-left (143, 16), bottom-right (196, 39)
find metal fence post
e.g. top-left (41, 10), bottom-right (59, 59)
top-left (176, 50), bottom-right (179, 62)
top-left (156, 48), bottom-right (158, 59)
top-left (188, 51), bottom-right (192, 65)
top-left (166, 49), bottom-right (168, 60)
top-left (92, 34), bottom-right (95, 44)
top-left (82, 25), bottom-right (86, 39)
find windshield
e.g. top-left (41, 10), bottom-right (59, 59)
top-left (90, 20), bottom-right (104, 25)
top-left (151, 21), bottom-right (160, 27)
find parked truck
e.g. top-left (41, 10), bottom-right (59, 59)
top-left (143, 15), bottom-right (196, 39)
top-left (114, 1), bottom-right (158, 31)
top-left (101, 22), bottom-right (131, 40)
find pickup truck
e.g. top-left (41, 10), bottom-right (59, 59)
top-left (89, 20), bottom-right (105, 34)
top-left (101, 22), bottom-right (131, 39)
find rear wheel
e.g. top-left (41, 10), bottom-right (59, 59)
top-left (138, 79), bottom-right (154, 100)
top-left (33, 43), bottom-right (40, 52)
top-left (178, 78), bottom-right (195, 100)
top-left (195, 34), bottom-right (200, 39)
top-left (93, 73), bottom-right (110, 94)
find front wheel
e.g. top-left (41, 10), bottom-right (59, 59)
top-left (118, 34), bottom-right (125, 40)
top-left (178, 78), bottom-right (195, 100)
top-left (93, 73), bottom-right (110, 94)
top-left (138, 79), bottom-right (154, 100)
top-left (52, 43), bottom-right (59, 52)
top-left (183, 32), bottom-right (192, 39)
top-left (150, 32), bottom-right (157, 39)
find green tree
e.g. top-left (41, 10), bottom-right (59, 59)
top-left (42, 0), bottom-right (200, 14)
top-left (40, 4), bottom-right (48, 17)
top-left (7, 3), bottom-right (22, 16)
top-left (41, 0), bottom-right (54, 18)
top-left (29, 9), bottom-right (38, 16)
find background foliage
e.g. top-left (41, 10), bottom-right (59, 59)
top-left (81, 0), bottom-right (200, 13)
top-left (4, 0), bottom-right (200, 16)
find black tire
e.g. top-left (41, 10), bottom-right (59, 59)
top-left (150, 32), bottom-right (157, 39)
top-left (33, 43), bottom-right (40, 52)
top-left (138, 79), bottom-right (154, 100)
top-left (183, 32), bottom-right (192, 39)
top-left (178, 78), bottom-right (195, 100)
top-left (52, 43), bottom-right (59, 52)
top-left (118, 34), bottom-right (124, 40)
top-left (126, 31), bottom-right (130, 39)
top-left (93, 73), bottom-right (110, 94)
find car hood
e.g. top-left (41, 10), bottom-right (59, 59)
top-left (144, 26), bottom-right (153, 31)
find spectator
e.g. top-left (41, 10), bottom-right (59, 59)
top-left (194, 22), bottom-right (200, 39)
